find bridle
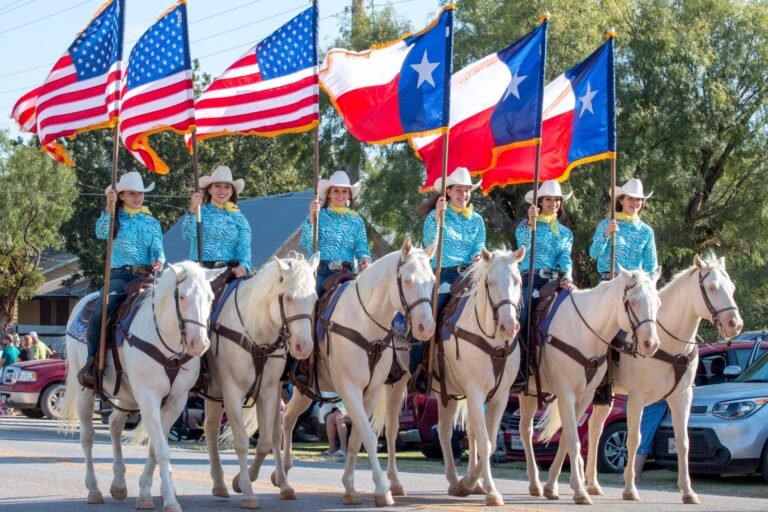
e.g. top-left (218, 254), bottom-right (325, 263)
top-left (355, 256), bottom-right (432, 336)
top-left (474, 268), bottom-right (521, 339)
top-left (151, 275), bottom-right (210, 358)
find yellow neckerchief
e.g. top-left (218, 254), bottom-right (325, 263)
top-left (122, 205), bottom-right (151, 216)
top-left (616, 212), bottom-right (640, 223)
top-left (537, 213), bottom-right (559, 235)
top-left (328, 205), bottom-right (359, 216)
top-left (450, 203), bottom-right (473, 219)
top-left (211, 199), bottom-right (240, 213)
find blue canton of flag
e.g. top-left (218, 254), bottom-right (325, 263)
top-left (258, 5), bottom-right (316, 80)
top-left (126, 4), bottom-right (191, 91)
top-left (69, 0), bottom-right (123, 80)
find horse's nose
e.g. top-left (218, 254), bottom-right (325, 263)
top-left (643, 339), bottom-right (653, 351)
top-left (729, 317), bottom-right (743, 333)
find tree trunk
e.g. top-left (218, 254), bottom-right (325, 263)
top-left (0, 293), bottom-right (17, 334)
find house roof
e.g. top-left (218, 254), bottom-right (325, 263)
top-left (164, 189), bottom-right (314, 267)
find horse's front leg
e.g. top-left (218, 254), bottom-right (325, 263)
top-left (621, 393), bottom-right (645, 502)
top-left (76, 387), bottom-right (104, 504)
top-left (476, 390), bottom-right (508, 506)
top-left (544, 439), bottom-right (568, 500)
top-left (383, 378), bottom-right (408, 497)
top-left (108, 408), bottom-right (130, 501)
top-left (517, 393), bottom-right (543, 497)
top-left (438, 397), bottom-right (462, 496)
top-left (221, 386), bottom-right (259, 509)
top-left (668, 389), bottom-right (699, 504)
top-left (278, 389), bottom-right (313, 479)
top-left (556, 393), bottom-right (592, 505)
top-left (585, 402), bottom-right (611, 496)
top-left (203, 398), bottom-right (228, 497)
top-left (268, 385), bottom-right (296, 500)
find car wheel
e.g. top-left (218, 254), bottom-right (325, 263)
top-left (40, 383), bottom-right (66, 420)
top-left (20, 408), bottom-right (45, 419)
top-left (597, 422), bottom-right (628, 473)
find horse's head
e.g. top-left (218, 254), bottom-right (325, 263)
top-left (268, 253), bottom-right (319, 359)
top-left (617, 269), bottom-right (661, 357)
top-left (692, 253), bottom-right (742, 338)
top-left (393, 238), bottom-right (436, 341)
top-left (472, 247), bottom-right (525, 340)
top-left (165, 262), bottom-right (223, 357)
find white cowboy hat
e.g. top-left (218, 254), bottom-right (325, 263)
top-left (199, 165), bottom-right (245, 195)
top-left (318, 170), bottom-right (361, 202)
top-left (433, 167), bottom-right (482, 192)
top-left (525, 179), bottom-right (574, 204)
top-left (105, 171), bottom-right (155, 194)
top-left (614, 178), bottom-right (653, 200)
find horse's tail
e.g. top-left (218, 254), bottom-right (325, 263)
top-left (218, 404), bottom-right (259, 448)
top-left (537, 399), bottom-right (562, 445)
top-left (126, 421), bottom-right (151, 447)
top-left (370, 384), bottom-right (400, 437)
top-left (59, 342), bottom-right (81, 434)
top-left (454, 399), bottom-right (468, 431)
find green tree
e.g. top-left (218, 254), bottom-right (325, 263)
top-left (0, 131), bottom-right (76, 332)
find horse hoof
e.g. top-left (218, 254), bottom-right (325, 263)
top-left (232, 475), bottom-right (242, 494)
top-left (452, 480), bottom-right (472, 497)
top-left (342, 492), bottom-right (361, 505)
top-left (239, 498), bottom-right (259, 509)
top-left (280, 488), bottom-right (297, 501)
top-left (87, 491), bottom-right (104, 504)
top-left (374, 492), bottom-right (394, 507)
top-left (471, 484), bottom-right (485, 495)
top-left (212, 486), bottom-right (230, 498)
top-left (543, 487), bottom-right (559, 500)
top-left (270, 471), bottom-right (278, 487)
top-left (623, 490), bottom-right (640, 501)
top-left (163, 505), bottom-right (182, 512)
top-left (682, 492), bottom-right (700, 505)
top-left (529, 483), bottom-right (543, 497)
top-left (389, 483), bottom-right (406, 497)
top-left (587, 484), bottom-right (604, 496)
top-left (110, 485), bottom-right (128, 501)
top-left (136, 496), bottom-right (154, 509)
top-left (486, 493), bottom-right (504, 506)
top-left (574, 493), bottom-right (593, 505)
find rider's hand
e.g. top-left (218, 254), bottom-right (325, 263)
top-left (527, 204), bottom-right (539, 227)
top-left (189, 192), bottom-right (202, 214)
top-left (308, 199), bottom-right (321, 223)
top-left (435, 196), bottom-right (447, 219)
top-left (152, 260), bottom-right (163, 272)
top-left (232, 265), bottom-right (247, 278)
top-left (604, 220), bottom-right (619, 237)
top-left (105, 189), bottom-right (117, 211)
top-left (359, 258), bottom-right (371, 271)
top-left (559, 277), bottom-right (572, 289)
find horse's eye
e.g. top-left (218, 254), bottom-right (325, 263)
top-left (285, 295), bottom-right (294, 303)
top-left (404, 278), bottom-right (412, 286)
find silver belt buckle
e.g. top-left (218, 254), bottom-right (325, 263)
top-left (328, 259), bottom-right (343, 271)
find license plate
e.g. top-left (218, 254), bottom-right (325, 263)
top-left (510, 435), bottom-right (524, 451)
top-left (668, 437), bottom-right (677, 454)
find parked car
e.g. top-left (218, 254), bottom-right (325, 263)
top-left (0, 357), bottom-right (67, 420)
top-left (501, 331), bottom-right (768, 472)
top-left (654, 349), bottom-right (768, 481)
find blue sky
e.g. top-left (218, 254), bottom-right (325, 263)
top-left (0, 0), bottom-right (441, 137)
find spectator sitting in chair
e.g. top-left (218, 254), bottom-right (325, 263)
top-left (324, 401), bottom-right (351, 458)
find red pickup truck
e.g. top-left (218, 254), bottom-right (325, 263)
top-left (0, 357), bottom-right (67, 420)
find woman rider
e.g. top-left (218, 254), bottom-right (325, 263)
top-left (410, 167), bottom-right (486, 392)
top-left (183, 165), bottom-right (252, 278)
top-left (79, 172), bottom-right (164, 388)
top-left (300, 170), bottom-right (371, 295)
top-left (516, 179), bottom-right (574, 339)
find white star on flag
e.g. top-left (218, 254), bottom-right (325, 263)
top-left (579, 82), bottom-right (598, 117)
top-left (410, 50), bottom-right (439, 89)
top-left (503, 71), bottom-right (527, 101)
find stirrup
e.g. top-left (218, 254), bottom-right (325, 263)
top-left (77, 357), bottom-right (96, 390)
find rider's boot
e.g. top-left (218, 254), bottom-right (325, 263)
top-left (77, 357), bottom-right (97, 390)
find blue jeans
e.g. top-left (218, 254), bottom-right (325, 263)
top-left (315, 266), bottom-right (335, 296)
top-left (520, 274), bottom-right (549, 342)
top-left (86, 269), bottom-right (140, 358)
top-left (431, 424), bottom-right (465, 459)
top-left (637, 401), bottom-right (668, 455)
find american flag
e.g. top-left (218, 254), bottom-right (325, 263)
top-left (10, 0), bottom-right (124, 165)
top-left (119, 1), bottom-right (194, 174)
top-left (192, 4), bottom-right (319, 143)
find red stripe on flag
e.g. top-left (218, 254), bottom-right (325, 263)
top-left (333, 74), bottom-right (403, 143)
top-left (120, 79), bottom-right (195, 112)
top-left (195, 95), bottom-right (317, 127)
top-left (195, 76), bottom-right (316, 110)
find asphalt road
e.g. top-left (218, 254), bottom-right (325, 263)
top-left (0, 415), bottom-right (765, 511)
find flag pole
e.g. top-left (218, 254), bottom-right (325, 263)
top-left (523, 13), bottom-right (550, 391)
top-left (311, 0), bottom-right (320, 254)
top-left (96, 123), bottom-right (120, 395)
top-left (607, 29), bottom-right (617, 280)
top-left (191, 128), bottom-right (202, 264)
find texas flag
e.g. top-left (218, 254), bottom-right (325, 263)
top-left (479, 35), bottom-right (616, 194)
top-left (411, 20), bottom-right (547, 191)
top-left (320, 5), bottom-right (454, 145)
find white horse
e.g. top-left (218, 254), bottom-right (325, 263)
top-left (202, 254), bottom-right (319, 509)
top-left (520, 269), bottom-right (661, 505)
top-left (432, 247), bottom-right (525, 506)
top-left (61, 261), bottom-right (221, 512)
top-left (572, 253), bottom-right (742, 503)
top-left (280, 239), bottom-right (436, 507)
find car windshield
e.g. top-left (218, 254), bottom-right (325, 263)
top-left (737, 351), bottom-right (768, 383)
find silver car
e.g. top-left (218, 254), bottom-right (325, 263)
top-left (654, 351), bottom-right (768, 481)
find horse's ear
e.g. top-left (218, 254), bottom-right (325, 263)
top-left (167, 263), bottom-right (180, 279)
top-left (204, 268), bottom-right (226, 282)
top-left (650, 267), bottom-right (661, 287)
top-left (309, 252), bottom-right (321, 272)
top-left (401, 237), bottom-right (413, 258)
top-left (512, 246), bottom-right (526, 263)
top-left (481, 248), bottom-right (492, 262)
top-left (425, 241), bottom-right (437, 260)
top-left (694, 254), bottom-right (706, 270)
top-left (718, 256), bottom-right (726, 270)
top-left (272, 255), bottom-right (290, 276)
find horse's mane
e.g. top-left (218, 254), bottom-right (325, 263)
top-left (570, 268), bottom-right (650, 298)
top-left (155, 261), bottom-right (207, 320)
top-left (462, 248), bottom-right (520, 292)
top-left (241, 253), bottom-right (315, 342)
top-left (660, 251), bottom-right (725, 299)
